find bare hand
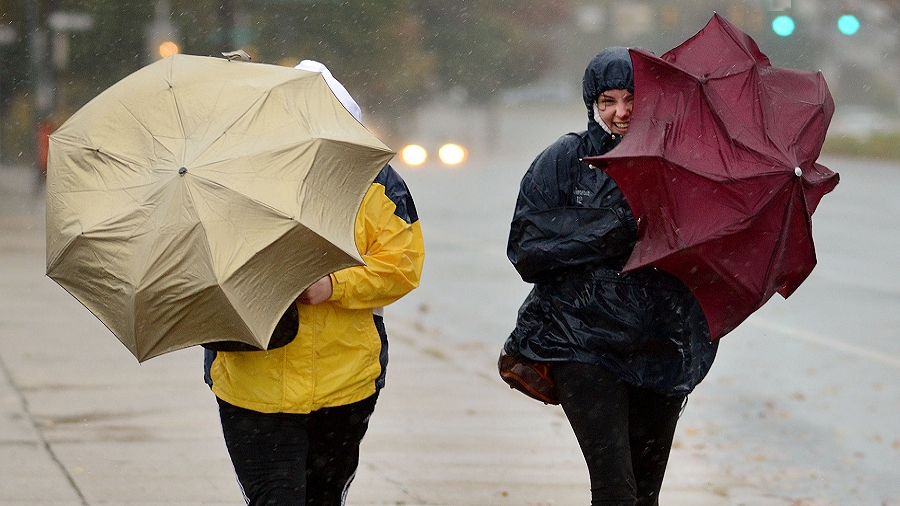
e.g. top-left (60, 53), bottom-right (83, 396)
top-left (296, 276), bottom-right (333, 305)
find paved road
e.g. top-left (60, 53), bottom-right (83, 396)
top-left (1, 152), bottom-right (898, 505)
top-left (392, 153), bottom-right (900, 505)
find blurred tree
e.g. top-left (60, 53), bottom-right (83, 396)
top-left (63, 1), bottom-right (154, 108)
top-left (0, 0), bottom-right (572, 155)
top-left (414, 0), bottom-right (569, 104)
top-left (169, 0), bottom-right (227, 57)
top-left (0, 1), bottom-right (28, 97)
top-left (0, 1), bottom-right (27, 100)
top-left (878, 0), bottom-right (900, 19)
top-left (241, 0), bottom-right (435, 137)
top-left (0, 0), bottom-right (29, 162)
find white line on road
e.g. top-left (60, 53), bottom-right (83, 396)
top-left (747, 318), bottom-right (900, 369)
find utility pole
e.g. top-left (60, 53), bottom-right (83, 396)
top-left (26, 0), bottom-right (53, 176)
top-left (219, 0), bottom-right (236, 50)
top-left (147, 0), bottom-right (180, 62)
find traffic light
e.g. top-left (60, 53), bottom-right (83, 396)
top-left (771, 15), bottom-right (795, 37)
top-left (837, 14), bottom-right (860, 35)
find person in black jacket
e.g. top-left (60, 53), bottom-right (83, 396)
top-left (504, 47), bottom-right (719, 506)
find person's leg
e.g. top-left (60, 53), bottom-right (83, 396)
top-left (304, 393), bottom-right (379, 506)
top-left (217, 398), bottom-right (309, 506)
top-left (551, 362), bottom-right (636, 506)
top-left (627, 386), bottom-right (685, 506)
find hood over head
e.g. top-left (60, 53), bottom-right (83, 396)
top-left (583, 47), bottom-right (634, 107)
top-left (582, 47), bottom-right (634, 144)
top-left (295, 60), bottom-right (362, 122)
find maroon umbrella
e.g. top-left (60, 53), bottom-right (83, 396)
top-left (584, 13), bottom-right (839, 340)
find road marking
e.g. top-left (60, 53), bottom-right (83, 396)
top-left (748, 319), bottom-right (900, 369)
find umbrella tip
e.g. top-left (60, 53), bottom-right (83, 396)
top-left (222, 49), bottom-right (251, 62)
top-left (179, 167), bottom-right (187, 175)
top-left (794, 167), bottom-right (802, 176)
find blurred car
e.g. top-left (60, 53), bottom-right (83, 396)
top-left (398, 142), bottom-right (468, 168)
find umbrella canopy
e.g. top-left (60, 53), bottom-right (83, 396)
top-left (46, 54), bottom-right (394, 361)
top-left (584, 14), bottom-right (839, 340)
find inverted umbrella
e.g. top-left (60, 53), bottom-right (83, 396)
top-left (584, 14), bottom-right (838, 340)
top-left (46, 54), bottom-right (394, 361)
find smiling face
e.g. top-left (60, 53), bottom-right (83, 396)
top-left (595, 89), bottom-right (634, 135)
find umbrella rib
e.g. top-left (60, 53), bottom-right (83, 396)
top-left (730, 142), bottom-right (789, 170)
top-left (668, 175), bottom-right (794, 252)
top-left (46, 233), bottom-right (138, 339)
top-left (109, 98), bottom-right (181, 163)
top-left (763, 182), bottom-right (813, 298)
top-left (182, 177), bottom-right (296, 278)
top-left (721, 24), bottom-right (759, 65)
top-left (164, 60), bottom-right (189, 161)
top-left (695, 75), bottom-right (792, 173)
top-left (639, 54), bottom-right (781, 176)
top-left (187, 80), bottom-right (292, 167)
top-left (788, 99), bottom-right (828, 156)
top-left (645, 157), bottom-right (796, 250)
top-left (52, 136), bottom-right (152, 178)
top-left (185, 74), bottom-right (354, 169)
top-left (758, 104), bottom-right (796, 165)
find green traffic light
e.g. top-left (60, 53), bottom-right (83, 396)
top-left (838, 14), bottom-right (860, 35)
top-left (772, 15), bottom-right (795, 37)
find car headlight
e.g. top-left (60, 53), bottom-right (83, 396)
top-left (438, 143), bottom-right (467, 166)
top-left (400, 144), bottom-right (428, 166)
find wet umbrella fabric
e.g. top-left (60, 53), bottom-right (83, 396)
top-left (584, 14), bottom-right (838, 340)
top-left (45, 54), bottom-right (394, 362)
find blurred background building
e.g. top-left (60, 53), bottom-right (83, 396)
top-left (1, 0), bottom-right (898, 168)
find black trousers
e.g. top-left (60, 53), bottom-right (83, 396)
top-left (217, 394), bottom-right (378, 506)
top-left (551, 362), bottom-right (685, 506)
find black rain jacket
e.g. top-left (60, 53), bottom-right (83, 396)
top-left (504, 47), bottom-right (717, 396)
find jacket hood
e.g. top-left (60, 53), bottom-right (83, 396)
top-left (582, 47), bottom-right (634, 149)
top-left (582, 47), bottom-right (634, 107)
top-left (295, 60), bottom-right (362, 122)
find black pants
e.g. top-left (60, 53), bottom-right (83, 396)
top-left (551, 362), bottom-right (685, 506)
top-left (217, 394), bottom-right (378, 506)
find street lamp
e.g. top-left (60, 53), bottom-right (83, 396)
top-left (158, 41), bottom-right (179, 58)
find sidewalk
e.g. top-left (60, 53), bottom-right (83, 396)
top-left (0, 164), bottom-right (745, 505)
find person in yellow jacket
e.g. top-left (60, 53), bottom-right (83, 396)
top-left (203, 61), bottom-right (424, 506)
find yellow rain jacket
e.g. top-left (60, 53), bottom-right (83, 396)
top-left (206, 165), bottom-right (424, 413)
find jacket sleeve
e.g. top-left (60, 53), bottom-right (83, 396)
top-left (507, 142), bottom-right (637, 284)
top-left (328, 167), bottom-right (424, 309)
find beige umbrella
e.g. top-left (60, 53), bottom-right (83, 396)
top-left (46, 54), bottom-right (394, 362)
